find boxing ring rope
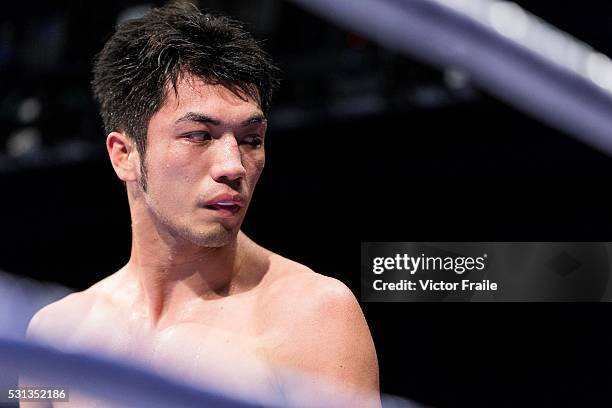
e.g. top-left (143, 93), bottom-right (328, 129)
top-left (289, 0), bottom-right (612, 155)
top-left (0, 336), bottom-right (423, 408)
top-left (0, 336), bottom-right (266, 408)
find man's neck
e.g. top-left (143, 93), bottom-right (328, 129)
top-left (125, 228), bottom-right (250, 328)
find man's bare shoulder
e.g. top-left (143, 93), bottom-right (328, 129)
top-left (26, 291), bottom-right (89, 343)
top-left (258, 252), bottom-right (380, 405)
top-left (240, 234), bottom-right (356, 309)
top-left (261, 252), bottom-right (359, 318)
top-left (258, 251), bottom-right (369, 352)
top-left (26, 270), bottom-right (126, 343)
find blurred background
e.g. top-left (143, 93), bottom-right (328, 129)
top-left (2, 0), bottom-right (612, 406)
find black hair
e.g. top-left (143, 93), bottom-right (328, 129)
top-left (92, 2), bottom-right (280, 164)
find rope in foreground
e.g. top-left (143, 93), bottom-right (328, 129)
top-left (0, 336), bottom-right (268, 408)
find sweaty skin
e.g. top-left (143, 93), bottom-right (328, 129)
top-left (22, 76), bottom-right (380, 408)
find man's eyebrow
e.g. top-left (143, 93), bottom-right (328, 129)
top-left (175, 112), bottom-right (267, 127)
top-left (240, 114), bottom-right (267, 127)
top-left (175, 112), bottom-right (221, 126)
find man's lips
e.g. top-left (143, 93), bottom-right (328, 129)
top-left (202, 194), bottom-right (245, 216)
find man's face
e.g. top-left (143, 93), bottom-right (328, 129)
top-left (137, 75), bottom-right (267, 247)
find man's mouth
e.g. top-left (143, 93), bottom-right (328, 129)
top-left (201, 194), bottom-right (246, 217)
top-left (205, 201), bottom-right (241, 215)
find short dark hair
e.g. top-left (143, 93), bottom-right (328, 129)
top-left (92, 2), bottom-right (280, 159)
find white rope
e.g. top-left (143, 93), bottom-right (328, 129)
top-left (289, 0), bottom-right (612, 155)
top-left (0, 337), bottom-right (265, 408)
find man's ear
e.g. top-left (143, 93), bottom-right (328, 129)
top-left (106, 132), bottom-right (140, 182)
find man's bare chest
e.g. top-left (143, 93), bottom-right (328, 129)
top-left (60, 304), bottom-right (286, 406)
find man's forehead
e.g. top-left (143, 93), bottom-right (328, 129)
top-left (162, 74), bottom-right (263, 120)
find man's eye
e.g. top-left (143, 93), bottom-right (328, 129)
top-left (242, 135), bottom-right (263, 147)
top-left (185, 132), bottom-right (211, 142)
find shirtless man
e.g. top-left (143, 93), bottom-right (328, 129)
top-left (22, 3), bottom-right (379, 407)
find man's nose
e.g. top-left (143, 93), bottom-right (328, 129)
top-left (209, 134), bottom-right (247, 184)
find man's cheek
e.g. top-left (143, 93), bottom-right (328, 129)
top-left (247, 156), bottom-right (265, 178)
top-left (256, 154), bottom-right (265, 172)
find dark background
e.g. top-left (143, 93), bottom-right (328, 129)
top-left (2, 1), bottom-right (612, 407)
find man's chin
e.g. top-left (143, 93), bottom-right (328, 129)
top-left (183, 225), bottom-right (238, 248)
